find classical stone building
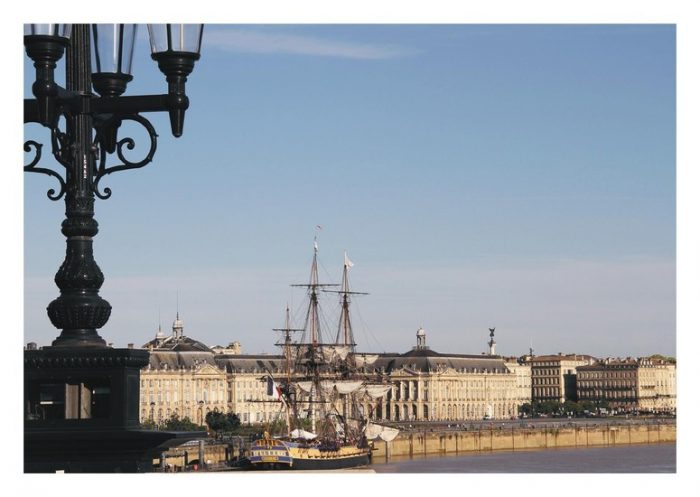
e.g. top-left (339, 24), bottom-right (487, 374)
top-left (503, 356), bottom-right (532, 409)
top-left (213, 353), bottom-right (287, 424)
top-left (576, 357), bottom-right (676, 413)
top-left (371, 328), bottom-right (523, 421)
top-left (138, 321), bottom-right (529, 425)
top-left (140, 315), bottom-right (229, 425)
top-left (140, 316), bottom-right (285, 425)
top-left (639, 358), bottom-right (676, 413)
top-left (531, 353), bottom-right (596, 404)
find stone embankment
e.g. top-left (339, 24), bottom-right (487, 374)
top-left (372, 422), bottom-right (676, 460)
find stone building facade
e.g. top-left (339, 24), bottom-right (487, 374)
top-left (576, 357), bottom-right (676, 413)
top-left (141, 317), bottom-right (282, 425)
top-left (504, 356), bottom-right (532, 409)
top-left (140, 315), bottom-right (229, 425)
top-left (138, 322), bottom-right (528, 424)
top-left (371, 328), bottom-right (522, 421)
top-left (531, 353), bottom-right (596, 404)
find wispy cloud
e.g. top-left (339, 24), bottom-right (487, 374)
top-left (203, 28), bottom-right (418, 60)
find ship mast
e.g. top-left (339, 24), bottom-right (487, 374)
top-left (291, 238), bottom-right (338, 434)
top-left (273, 304), bottom-right (303, 436)
top-left (332, 252), bottom-right (368, 352)
top-left (323, 252), bottom-right (369, 438)
top-left (291, 238), bottom-right (338, 347)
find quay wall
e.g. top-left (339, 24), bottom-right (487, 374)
top-left (373, 423), bottom-right (676, 460)
top-left (155, 443), bottom-right (231, 471)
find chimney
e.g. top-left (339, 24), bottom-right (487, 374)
top-left (26, 342), bottom-right (37, 351)
top-left (127, 343), bottom-right (134, 349)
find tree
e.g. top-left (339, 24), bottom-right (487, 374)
top-left (205, 409), bottom-right (241, 433)
top-left (536, 400), bottom-right (559, 415)
top-left (519, 403), bottom-right (532, 416)
top-left (648, 354), bottom-right (676, 364)
top-left (140, 419), bottom-right (157, 430)
top-left (161, 414), bottom-right (203, 431)
top-left (563, 400), bottom-right (582, 416)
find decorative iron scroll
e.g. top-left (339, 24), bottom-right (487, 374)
top-left (92, 114), bottom-right (158, 200)
top-left (24, 140), bottom-right (66, 201)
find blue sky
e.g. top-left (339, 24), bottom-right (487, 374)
top-left (23, 24), bottom-right (676, 357)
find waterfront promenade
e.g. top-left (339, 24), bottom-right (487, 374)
top-left (154, 417), bottom-right (674, 471)
top-left (371, 418), bottom-right (675, 460)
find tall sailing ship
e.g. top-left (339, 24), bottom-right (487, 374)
top-left (242, 240), bottom-right (398, 470)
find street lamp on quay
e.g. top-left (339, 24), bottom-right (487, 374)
top-left (24, 23), bottom-right (205, 473)
top-left (25, 23), bottom-right (203, 347)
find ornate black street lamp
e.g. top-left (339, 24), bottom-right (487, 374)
top-left (24, 23), bottom-right (203, 347)
top-left (24, 23), bottom-right (204, 473)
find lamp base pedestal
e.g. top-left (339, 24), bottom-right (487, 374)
top-left (24, 347), bottom-right (204, 473)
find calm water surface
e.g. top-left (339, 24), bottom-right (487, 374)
top-left (371, 443), bottom-right (675, 473)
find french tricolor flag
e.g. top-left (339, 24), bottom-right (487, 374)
top-left (266, 376), bottom-right (284, 402)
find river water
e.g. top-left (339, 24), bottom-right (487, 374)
top-left (370, 442), bottom-right (675, 473)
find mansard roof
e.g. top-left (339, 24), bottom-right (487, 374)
top-left (140, 337), bottom-right (511, 375)
top-left (142, 334), bottom-right (212, 353)
top-left (373, 348), bottom-right (509, 374)
top-left (214, 354), bottom-right (285, 374)
top-left (146, 350), bottom-right (218, 370)
top-left (577, 361), bottom-right (639, 371)
top-left (532, 354), bottom-right (596, 362)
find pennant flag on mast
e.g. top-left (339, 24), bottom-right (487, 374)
top-left (344, 251), bottom-right (354, 268)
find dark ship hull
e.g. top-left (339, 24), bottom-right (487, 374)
top-left (243, 438), bottom-right (371, 470)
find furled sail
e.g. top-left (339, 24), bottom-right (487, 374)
top-left (320, 344), bottom-right (351, 362)
top-left (290, 344), bottom-right (313, 363)
top-left (354, 354), bottom-right (379, 367)
top-left (295, 381), bottom-right (314, 393)
top-left (290, 428), bottom-right (317, 440)
top-left (290, 344), bottom-right (352, 363)
top-left (328, 380), bottom-right (364, 395)
top-left (365, 422), bottom-right (399, 442)
top-left (294, 380), bottom-right (364, 395)
top-left (362, 384), bottom-right (392, 399)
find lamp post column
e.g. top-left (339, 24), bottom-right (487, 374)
top-left (47, 24), bottom-right (110, 348)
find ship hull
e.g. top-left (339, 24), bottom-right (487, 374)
top-left (245, 439), bottom-right (371, 471)
top-left (246, 452), bottom-right (370, 471)
top-left (287, 452), bottom-right (369, 470)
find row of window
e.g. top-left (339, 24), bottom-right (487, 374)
top-left (532, 368), bottom-right (560, 376)
top-left (533, 377), bottom-right (561, 386)
top-left (579, 380), bottom-right (636, 388)
top-left (142, 379), bottom-right (227, 389)
top-left (533, 387), bottom-right (560, 397)
top-left (579, 371), bottom-right (635, 380)
top-left (142, 389), bottom-right (228, 403)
